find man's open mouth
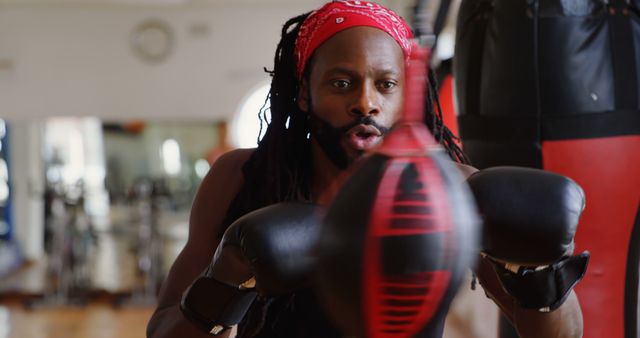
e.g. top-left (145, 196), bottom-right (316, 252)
top-left (346, 124), bottom-right (383, 150)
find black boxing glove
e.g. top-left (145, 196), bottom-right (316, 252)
top-left (467, 166), bottom-right (590, 312)
top-left (180, 202), bottom-right (321, 335)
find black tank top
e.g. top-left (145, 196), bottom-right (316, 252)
top-left (237, 288), bottom-right (341, 338)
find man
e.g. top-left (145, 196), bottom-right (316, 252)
top-left (146, 1), bottom-right (584, 337)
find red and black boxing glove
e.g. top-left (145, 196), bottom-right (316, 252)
top-left (467, 166), bottom-right (590, 312)
top-left (180, 202), bottom-right (321, 335)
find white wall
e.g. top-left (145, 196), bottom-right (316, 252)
top-left (0, 1), bottom-right (325, 121)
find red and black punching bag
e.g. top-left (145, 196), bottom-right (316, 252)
top-left (314, 45), bottom-right (480, 338)
top-left (454, 1), bottom-right (640, 337)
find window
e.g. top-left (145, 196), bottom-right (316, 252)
top-left (231, 82), bottom-right (270, 149)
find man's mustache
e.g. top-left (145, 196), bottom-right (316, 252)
top-left (309, 111), bottom-right (392, 170)
top-left (332, 116), bottom-right (391, 136)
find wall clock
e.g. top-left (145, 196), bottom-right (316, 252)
top-left (130, 19), bottom-right (174, 63)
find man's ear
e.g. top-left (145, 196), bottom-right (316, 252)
top-left (297, 79), bottom-right (310, 112)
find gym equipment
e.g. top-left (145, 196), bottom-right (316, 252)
top-left (454, 1), bottom-right (640, 336)
top-left (27, 181), bottom-right (96, 309)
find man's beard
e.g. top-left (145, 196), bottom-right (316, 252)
top-left (309, 108), bottom-right (391, 170)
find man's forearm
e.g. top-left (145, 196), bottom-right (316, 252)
top-left (514, 291), bottom-right (583, 338)
top-left (146, 304), bottom-right (234, 338)
top-left (476, 257), bottom-right (584, 338)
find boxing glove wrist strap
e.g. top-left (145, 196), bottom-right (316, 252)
top-left (180, 276), bottom-right (257, 335)
top-left (487, 252), bottom-right (590, 312)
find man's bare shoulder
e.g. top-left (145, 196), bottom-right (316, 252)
top-left (195, 148), bottom-right (254, 195)
top-left (211, 148), bottom-right (255, 174)
top-left (189, 148), bottom-right (255, 239)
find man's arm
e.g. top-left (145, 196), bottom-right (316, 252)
top-left (455, 163), bottom-right (585, 338)
top-left (475, 256), bottom-right (583, 338)
top-left (146, 149), bottom-right (252, 338)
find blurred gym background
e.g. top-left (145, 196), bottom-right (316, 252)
top-left (0, 1), bottom-right (450, 337)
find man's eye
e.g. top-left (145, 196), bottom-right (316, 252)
top-left (331, 80), bottom-right (351, 89)
top-left (380, 80), bottom-right (397, 90)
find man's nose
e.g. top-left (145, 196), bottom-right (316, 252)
top-left (350, 82), bottom-right (380, 117)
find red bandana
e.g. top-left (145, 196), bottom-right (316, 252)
top-left (294, 0), bottom-right (413, 80)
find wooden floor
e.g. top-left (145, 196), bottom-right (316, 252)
top-left (1, 302), bottom-right (153, 338)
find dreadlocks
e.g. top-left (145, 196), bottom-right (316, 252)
top-left (426, 67), bottom-right (470, 164)
top-left (222, 12), bottom-right (313, 230)
top-left (224, 14), bottom-right (315, 337)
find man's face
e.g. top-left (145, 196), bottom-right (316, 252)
top-left (298, 26), bottom-right (405, 169)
